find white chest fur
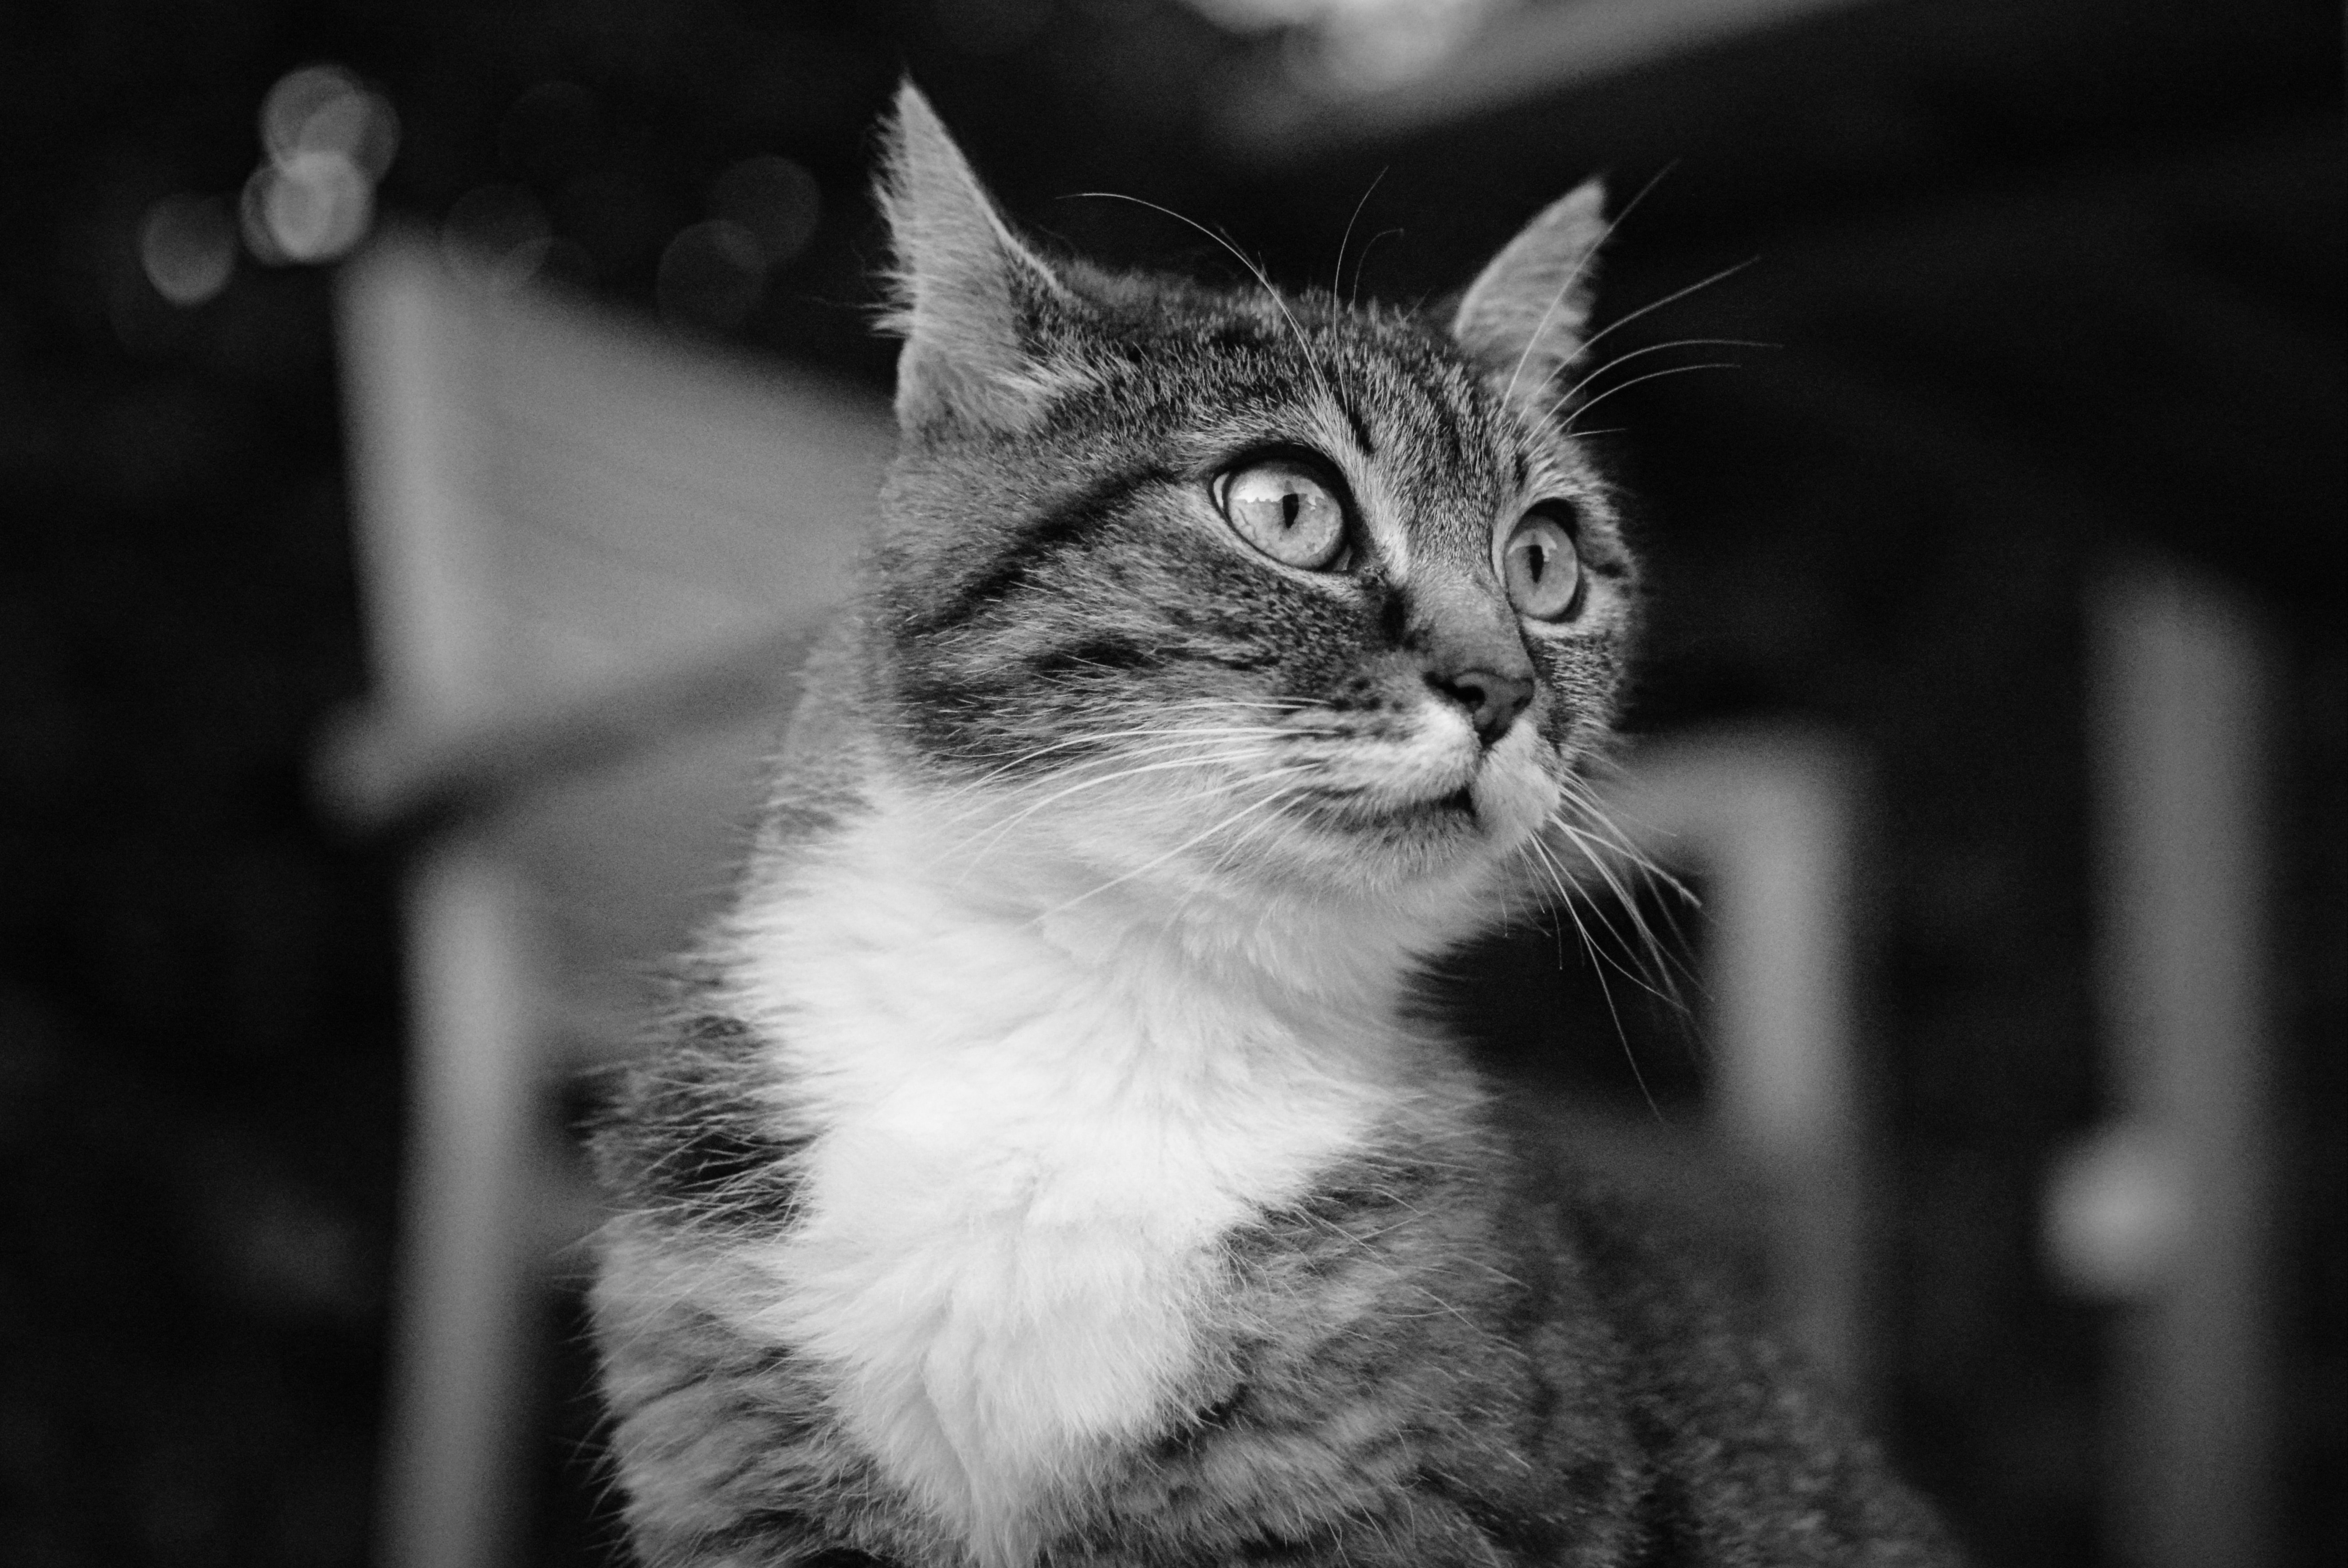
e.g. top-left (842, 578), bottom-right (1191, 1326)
top-left (718, 800), bottom-right (1411, 1567)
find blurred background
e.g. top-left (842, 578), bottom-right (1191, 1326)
top-left (1, 2), bottom-right (2340, 1565)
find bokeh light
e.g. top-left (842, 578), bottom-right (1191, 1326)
top-left (441, 184), bottom-right (554, 289)
top-left (655, 220), bottom-right (766, 330)
top-left (242, 63), bottom-right (399, 266)
top-left (263, 63), bottom-right (400, 178)
top-left (243, 150), bottom-right (375, 264)
top-left (138, 194), bottom-right (237, 306)
top-left (513, 236), bottom-right (599, 291)
top-left (710, 156), bottom-right (822, 268)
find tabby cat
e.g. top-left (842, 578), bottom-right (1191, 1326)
top-left (589, 84), bottom-right (1959, 1568)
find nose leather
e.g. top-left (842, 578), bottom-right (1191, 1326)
top-left (1428, 666), bottom-right (1534, 745)
top-left (1405, 572), bottom-right (1537, 746)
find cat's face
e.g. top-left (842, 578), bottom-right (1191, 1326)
top-left (866, 88), bottom-right (1636, 906)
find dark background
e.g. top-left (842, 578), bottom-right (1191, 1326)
top-left (1, 2), bottom-right (2340, 1564)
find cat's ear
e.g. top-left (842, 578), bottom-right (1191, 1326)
top-left (877, 82), bottom-right (1067, 432)
top-left (1448, 180), bottom-right (1607, 399)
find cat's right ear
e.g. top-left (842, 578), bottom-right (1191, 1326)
top-left (878, 83), bottom-right (1068, 433)
top-left (1448, 180), bottom-right (1607, 403)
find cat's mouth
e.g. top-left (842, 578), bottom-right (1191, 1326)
top-left (1294, 780), bottom-right (1481, 832)
top-left (1261, 719), bottom-right (1500, 837)
top-left (1421, 786), bottom-right (1478, 818)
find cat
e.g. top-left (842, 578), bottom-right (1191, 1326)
top-left (588, 82), bottom-right (1960, 1568)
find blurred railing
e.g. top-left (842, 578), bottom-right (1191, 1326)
top-left (329, 236), bottom-right (890, 1568)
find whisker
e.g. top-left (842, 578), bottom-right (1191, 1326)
top-left (1553, 772), bottom-right (1698, 906)
top-left (1542, 827), bottom-right (1684, 1011)
top-left (1525, 832), bottom-right (1665, 1123)
top-left (1499, 161), bottom-right (1677, 408)
top-left (943, 723), bottom-right (1317, 796)
top-left (1533, 774), bottom-right (1699, 996)
top-left (1034, 778), bottom-right (1309, 922)
top-left (1199, 770), bottom-right (1323, 878)
top-left (1571, 256), bottom-right (1759, 366)
top-left (1560, 361), bottom-right (1742, 431)
top-left (1350, 227), bottom-right (1405, 305)
top-left (1554, 338), bottom-right (1775, 408)
top-left (913, 705), bottom-right (1347, 837)
top-left (947, 742), bottom-right (1280, 861)
top-left (1331, 167), bottom-right (1387, 301)
top-left (1170, 774), bottom-right (1325, 926)
top-left (1543, 789), bottom-right (1705, 1011)
top-left (1070, 191), bottom-right (1336, 407)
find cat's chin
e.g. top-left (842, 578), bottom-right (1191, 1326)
top-left (1267, 715), bottom-right (1558, 858)
top-left (1294, 780), bottom-right (1471, 825)
top-left (1265, 778), bottom-right (1544, 891)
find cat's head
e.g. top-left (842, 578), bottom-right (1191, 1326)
top-left (860, 85), bottom-right (1637, 917)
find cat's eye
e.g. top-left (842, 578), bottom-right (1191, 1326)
top-left (1501, 508), bottom-right (1584, 621)
top-left (1214, 459), bottom-right (1348, 571)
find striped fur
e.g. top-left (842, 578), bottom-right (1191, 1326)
top-left (588, 85), bottom-right (1957, 1568)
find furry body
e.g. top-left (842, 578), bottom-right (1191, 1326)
top-left (590, 87), bottom-right (1957, 1567)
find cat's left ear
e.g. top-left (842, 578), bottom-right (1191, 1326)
top-left (877, 82), bottom-right (1070, 433)
top-left (1448, 180), bottom-right (1607, 398)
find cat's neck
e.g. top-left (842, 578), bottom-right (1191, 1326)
top-left (720, 773), bottom-right (1481, 1081)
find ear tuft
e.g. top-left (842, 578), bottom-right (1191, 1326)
top-left (1448, 180), bottom-right (1607, 404)
top-left (877, 82), bottom-right (1066, 432)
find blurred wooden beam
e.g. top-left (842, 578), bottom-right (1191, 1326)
top-left (1600, 726), bottom-right (1875, 1396)
top-left (335, 236), bottom-right (890, 1568)
top-left (314, 621), bottom-right (820, 837)
top-left (2076, 556), bottom-right (2280, 1568)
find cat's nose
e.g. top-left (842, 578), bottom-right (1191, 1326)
top-left (1428, 667), bottom-right (1534, 745)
